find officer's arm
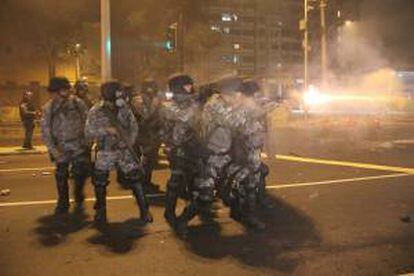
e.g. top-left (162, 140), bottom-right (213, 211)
top-left (129, 110), bottom-right (139, 145)
top-left (40, 103), bottom-right (59, 158)
top-left (77, 97), bottom-right (89, 120)
top-left (20, 103), bottom-right (36, 116)
top-left (85, 107), bottom-right (107, 141)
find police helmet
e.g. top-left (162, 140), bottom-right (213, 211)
top-left (74, 80), bottom-right (88, 92)
top-left (215, 76), bottom-right (243, 94)
top-left (241, 80), bottom-right (261, 97)
top-left (48, 77), bottom-right (71, 93)
top-left (141, 78), bottom-right (159, 95)
top-left (168, 74), bottom-right (194, 94)
top-left (101, 81), bottom-right (123, 102)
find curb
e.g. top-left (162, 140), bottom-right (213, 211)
top-left (0, 148), bottom-right (48, 156)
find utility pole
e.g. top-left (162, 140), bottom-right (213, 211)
top-left (179, 12), bottom-right (185, 72)
top-left (74, 43), bottom-right (81, 81)
top-left (320, 0), bottom-right (328, 88)
top-left (302, 0), bottom-right (310, 91)
top-left (101, 0), bottom-right (112, 82)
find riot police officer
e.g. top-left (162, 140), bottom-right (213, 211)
top-left (85, 81), bottom-right (153, 225)
top-left (41, 77), bottom-right (90, 214)
top-left (74, 80), bottom-right (94, 109)
top-left (160, 74), bottom-right (201, 230)
top-left (134, 79), bottom-right (163, 192)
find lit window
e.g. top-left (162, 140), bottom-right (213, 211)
top-left (223, 27), bottom-right (230, 34)
top-left (233, 43), bottom-right (240, 50)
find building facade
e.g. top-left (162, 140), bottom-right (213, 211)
top-left (202, 0), bottom-right (303, 82)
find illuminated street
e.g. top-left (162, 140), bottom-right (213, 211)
top-left (1, 118), bottom-right (414, 275)
top-left (1, 0), bottom-right (414, 275)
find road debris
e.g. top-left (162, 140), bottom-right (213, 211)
top-left (0, 189), bottom-right (11, 196)
top-left (309, 192), bottom-right (319, 199)
top-left (400, 215), bottom-right (411, 223)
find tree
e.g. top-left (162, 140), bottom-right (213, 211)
top-left (1, 0), bottom-right (96, 79)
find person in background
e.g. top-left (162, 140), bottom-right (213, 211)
top-left (19, 90), bottom-right (38, 149)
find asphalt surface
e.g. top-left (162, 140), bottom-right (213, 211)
top-left (1, 118), bottom-right (414, 275)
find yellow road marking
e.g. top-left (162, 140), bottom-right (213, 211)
top-left (0, 173), bottom-right (410, 208)
top-left (276, 154), bottom-right (414, 175)
top-left (267, 173), bottom-right (409, 190)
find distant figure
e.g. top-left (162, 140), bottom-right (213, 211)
top-left (19, 90), bottom-right (37, 149)
top-left (74, 80), bottom-right (94, 109)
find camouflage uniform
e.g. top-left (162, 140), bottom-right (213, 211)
top-left (160, 95), bottom-right (201, 226)
top-left (85, 81), bottom-right (152, 224)
top-left (41, 87), bottom-right (90, 213)
top-left (239, 82), bottom-right (278, 208)
top-left (200, 78), bottom-right (266, 229)
top-left (158, 75), bottom-right (202, 230)
top-left (133, 90), bottom-right (163, 189)
top-left (85, 102), bottom-right (140, 173)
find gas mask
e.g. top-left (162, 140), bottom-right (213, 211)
top-left (58, 89), bottom-right (70, 99)
top-left (115, 90), bottom-right (127, 108)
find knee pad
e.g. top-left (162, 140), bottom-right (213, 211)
top-left (192, 177), bottom-right (215, 203)
top-left (71, 160), bottom-right (90, 179)
top-left (93, 170), bottom-right (109, 187)
top-left (120, 169), bottom-right (143, 188)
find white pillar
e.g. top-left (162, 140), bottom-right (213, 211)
top-left (101, 0), bottom-right (112, 82)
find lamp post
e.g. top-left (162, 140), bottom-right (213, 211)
top-left (303, 0), bottom-right (310, 91)
top-left (101, 0), bottom-right (112, 82)
top-left (75, 43), bottom-right (81, 81)
top-left (320, 0), bottom-right (328, 88)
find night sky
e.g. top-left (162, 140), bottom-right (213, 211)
top-left (0, 0), bottom-right (413, 70)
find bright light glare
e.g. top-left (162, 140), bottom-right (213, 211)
top-left (303, 85), bottom-right (331, 106)
top-left (345, 20), bottom-right (353, 27)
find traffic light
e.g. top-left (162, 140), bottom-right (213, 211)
top-left (165, 22), bottom-right (178, 52)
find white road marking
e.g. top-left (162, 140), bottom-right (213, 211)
top-left (0, 167), bottom-right (55, 173)
top-left (0, 173), bottom-right (410, 208)
top-left (0, 193), bottom-right (164, 207)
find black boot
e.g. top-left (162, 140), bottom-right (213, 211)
top-left (55, 171), bottom-right (70, 215)
top-left (164, 191), bottom-right (178, 227)
top-left (131, 184), bottom-right (153, 223)
top-left (230, 199), bottom-right (243, 222)
top-left (93, 186), bottom-right (107, 225)
top-left (73, 176), bottom-right (86, 212)
top-left (175, 203), bottom-right (197, 237)
top-left (242, 194), bottom-right (266, 231)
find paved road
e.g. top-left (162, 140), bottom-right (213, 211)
top-left (1, 119), bottom-right (414, 275)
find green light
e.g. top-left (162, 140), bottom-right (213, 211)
top-left (165, 41), bottom-right (173, 51)
top-left (106, 37), bottom-right (111, 55)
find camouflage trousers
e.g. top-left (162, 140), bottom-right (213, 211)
top-left (95, 148), bottom-right (140, 174)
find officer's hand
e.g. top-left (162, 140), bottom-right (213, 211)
top-left (107, 127), bottom-right (118, 136)
top-left (50, 149), bottom-right (63, 162)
